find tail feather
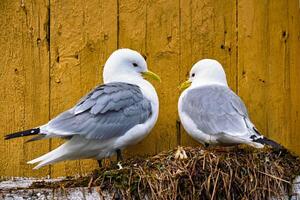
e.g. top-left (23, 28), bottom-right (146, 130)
top-left (252, 136), bottom-right (284, 149)
top-left (5, 128), bottom-right (40, 140)
top-left (28, 144), bottom-right (68, 169)
top-left (27, 138), bottom-right (81, 169)
top-left (28, 136), bottom-right (100, 169)
top-left (27, 151), bottom-right (52, 165)
top-left (32, 155), bottom-right (66, 169)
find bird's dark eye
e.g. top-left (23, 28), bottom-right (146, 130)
top-left (132, 63), bottom-right (138, 67)
top-left (191, 73), bottom-right (195, 77)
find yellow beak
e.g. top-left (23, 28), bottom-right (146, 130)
top-left (142, 70), bottom-right (161, 82)
top-left (179, 80), bottom-right (191, 90)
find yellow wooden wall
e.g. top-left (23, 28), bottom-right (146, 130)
top-left (0, 0), bottom-right (299, 177)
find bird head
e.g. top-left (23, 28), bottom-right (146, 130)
top-left (179, 59), bottom-right (228, 90)
top-left (103, 48), bottom-right (160, 83)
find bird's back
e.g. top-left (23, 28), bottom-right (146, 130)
top-left (180, 85), bottom-right (252, 137)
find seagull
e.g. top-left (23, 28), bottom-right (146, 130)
top-left (5, 48), bottom-right (160, 169)
top-left (178, 59), bottom-right (282, 149)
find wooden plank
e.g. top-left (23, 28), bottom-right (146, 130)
top-left (118, 0), bottom-right (147, 50)
top-left (237, 0), bottom-right (269, 138)
top-left (117, 0), bottom-right (150, 156)
top-left (237, 0), bottom-right (300, 154)
top-left (0, 1), bottom-right (49, 176)
top-left (118, 0), bottom-right (180, 155)
top-left (49, 0), bottom-right (117, 177)
top-left (287, 0), bottom-right (300, 155)
top-left (179, 0), bottom-right (237, 147)
top-left (264, 0), bottom-right (289, 147)
top-left (0, 0), bottom-right (50, 177)
top-left (144, 0), bottom-right (180, 153)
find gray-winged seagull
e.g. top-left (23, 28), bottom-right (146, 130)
top-left (178, 59), bottom-right (282, 149)
top-left (5, 48), bottom-right (161, 169)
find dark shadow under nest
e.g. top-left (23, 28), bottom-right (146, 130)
top-left (30, 146), bottom-right (300, 200)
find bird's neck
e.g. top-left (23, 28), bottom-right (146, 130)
top-left (104, 73), bottom-right (144, 85)
top-left (191, 77), bottom-right (228, 89)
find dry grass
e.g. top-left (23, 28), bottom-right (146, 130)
top-left (30, 146), bottom-right (300, 200)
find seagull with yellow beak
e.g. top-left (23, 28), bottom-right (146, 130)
top-left (5, 48), bottom-right (161, 169)
top-left (178, 59), bottom-right (282, 149)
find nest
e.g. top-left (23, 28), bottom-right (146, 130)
top-left (30, 146), bottom-right (300, 200)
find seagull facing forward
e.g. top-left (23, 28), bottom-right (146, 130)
top-left (178, 59), bottom-right (282, 149)
top-left (5, 48), bottom-right (160, 169)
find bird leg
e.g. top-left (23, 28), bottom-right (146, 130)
top-left (97, 160), bottom-right (102, 168)
top-left (116, 149), bottom-right (123, 170)
top-left (116, 149), bottom-right (123, 161)
top-left (90, 160), bottom-right (102, 186)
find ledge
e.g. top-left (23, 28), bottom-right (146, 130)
top-left (1, 147), bottom-right (300, 199)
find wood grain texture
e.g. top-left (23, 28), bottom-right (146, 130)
top-left (237, 0), bottom-right (300, 154)
top-left (118, 0), bottom-right (153, 156)
top-left (0, 0), bottom-right (50, 177)
top-left (238, 0), bottom-right (269, 136)
top-left (0, 0), bottom-right (299, 177)
top-left (287, 0), bottom-right (300, 155)
top-left (145, 0), bottom-right (180, 153)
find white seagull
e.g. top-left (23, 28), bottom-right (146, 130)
top-left (178, 59), bottom-right (282, 149)
top-left (5, 48), bottom-right (160, 169)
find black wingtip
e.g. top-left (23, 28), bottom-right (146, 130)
top-left (5, 128), bottom-right (40, 140)
top-left (251, 128), bottom-right (285, 150)
top-left (259, 137), bottom-right (283, 149)
top-left (251, 135), bottom-right (284, 150)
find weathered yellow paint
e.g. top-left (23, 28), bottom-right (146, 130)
top-left (140, 0), bottom-right (180, 153)
top-left (0, 0), bottom-right (50, 177)
top-left (237, 0), bottom-right (300, 155)
top-left (288, 0), bottom-right (300, 155)
top-left (118, 0), bottom-right (150, 156)
top-left (0, 0), bottom-right (299, 177)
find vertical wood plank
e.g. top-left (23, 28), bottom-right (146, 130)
top-left (287, 0), bottom-right (300, 155)
top-left (179, 0), bottom-right (237, 146)
top-left (237, 0), bottom-right (269, 137)
top-left (119, 0), bottom-right (180, 155)
top-left (49, 0), bottom-right (117, 177)
top-left (0, 0), bottom-right (50, 177)
top-left (265, 0), bottom-right (289, 147)
top-left (119, 0), bottom-right (147, 51)
top-left (145, 0), bottom-right (180, 154)
top-left (237, 0), bottom-right (300, 152)
top-left (117, 0), bottom-right (150, 156)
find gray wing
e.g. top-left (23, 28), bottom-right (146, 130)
top-left (45, 82), bottom-right (152, 140)
top-left (181, 85), bottom-right (254, 136)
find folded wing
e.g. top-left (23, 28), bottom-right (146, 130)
top-left (181, 85), bottom-right (255, 138)
top-left (43, 82), bottom-right (152, 140)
